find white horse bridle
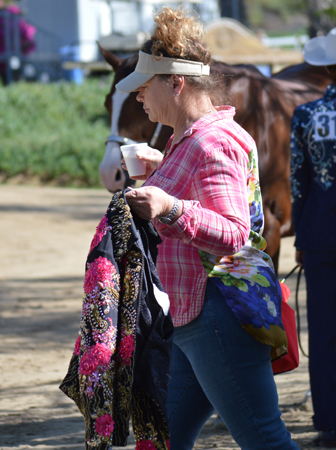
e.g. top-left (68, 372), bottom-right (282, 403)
top-left (100, 91), bottom-right (165, 191)
top-left (105, 89), bottom-right (164, 149)
top-left (149, 122), bottom-right (163, 148)
top-left (105, 121), bottom-right (163, 149)
top-left (105, 134), bottom-right (136, 146)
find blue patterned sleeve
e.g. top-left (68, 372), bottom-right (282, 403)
top-left (290, 107), bottom-right (311, 239)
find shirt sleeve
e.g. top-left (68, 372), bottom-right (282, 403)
top-left (158, 140), bottom-right (250, 256)
top-left (290, 108), bottom-right (311, 237)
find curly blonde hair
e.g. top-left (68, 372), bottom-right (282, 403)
top-left (141, 7), bottom-right (214, 93)
top-left (142, 7), bottom-right (211, 65)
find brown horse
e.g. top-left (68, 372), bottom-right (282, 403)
top-left (98, 46), bottom-right (329, 272)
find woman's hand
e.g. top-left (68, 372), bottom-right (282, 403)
top-left (125, 186), bottom-right (175, 221)
top-left (121, 146), bottom-right (163, 180)
top-left (295, 250), bottom-right (304, 267)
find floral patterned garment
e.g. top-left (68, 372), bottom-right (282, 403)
top-left (199, 144), bottom-right (288, 360)
top-left (291, 84), bottom-right (336, 195)
top-left (60, 191), bottom-right (173, 450)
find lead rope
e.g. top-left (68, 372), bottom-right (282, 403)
top-left (149, 122), bottom-right (163, 148)
top-left (294, 266), bottom-right (309, 358)
top-left (281, 264), bottom-right (309, 358)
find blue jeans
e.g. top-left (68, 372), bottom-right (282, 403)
top-left (167, 281), bottom-right (299, 450)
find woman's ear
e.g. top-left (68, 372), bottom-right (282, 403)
top-left (172, 75), bottom-right (184, 96)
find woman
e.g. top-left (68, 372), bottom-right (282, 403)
top-left (119, 7), bottom-right (299, 450)
top-left (290, 29), bottom-right (336, 448)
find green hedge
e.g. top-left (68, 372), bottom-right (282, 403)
top-left (0, 77), bottom-right (113, 187)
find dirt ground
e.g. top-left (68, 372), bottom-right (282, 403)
top-left (0, 184), bottom-right (323, 449)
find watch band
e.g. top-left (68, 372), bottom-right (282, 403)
top-left (159, 197), bottom-right (180, 224)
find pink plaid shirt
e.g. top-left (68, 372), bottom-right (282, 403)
top-left (144, 106), bottom-right (255, 326)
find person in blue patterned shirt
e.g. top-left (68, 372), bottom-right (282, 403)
top-left (290, 27), bottom-right (336, 448)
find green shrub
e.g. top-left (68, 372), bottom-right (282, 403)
top-left (0, 77), bottom-right (113, 187)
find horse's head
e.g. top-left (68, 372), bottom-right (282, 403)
top-left (98, 45), bottom-right (171, 192)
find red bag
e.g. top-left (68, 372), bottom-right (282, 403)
top-left (272, 282), bottom-right (299, 375)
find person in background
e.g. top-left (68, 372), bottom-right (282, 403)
top-left (118, 6), bottom-right (299, 450)
top-left (290, 27), bottom-right (336, 448)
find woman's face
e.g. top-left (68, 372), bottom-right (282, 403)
top-left (136, 75), bottom-right (172, 125)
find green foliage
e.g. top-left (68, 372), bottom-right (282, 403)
top-left (246, 0), bottom-right (336, 33)
top-left (0, 77), bottom-right (113, 187)
top-left (247, 0), bottom-right (306, 28)
top-left (318, 5), bottom-right (336, 21)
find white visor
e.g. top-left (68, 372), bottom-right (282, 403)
top-left (116, 51), bottom-right (210, 93)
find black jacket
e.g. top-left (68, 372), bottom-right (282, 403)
top-left (60, 190), bottom-right (174, 449)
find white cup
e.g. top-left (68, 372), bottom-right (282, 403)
top-left (120, 143), bottom-right (148, 177)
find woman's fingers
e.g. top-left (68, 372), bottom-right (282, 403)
top-left (137, 147), bottom-right (163, 167)
top-left (125, 186), bottom-right (172, 220)
top-left (121, 148), bottom-right (162, 180)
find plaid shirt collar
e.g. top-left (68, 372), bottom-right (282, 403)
top-left (165, 105), bottom-right (236, 156)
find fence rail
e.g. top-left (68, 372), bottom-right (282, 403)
top-left (261, 35), bottom-right (309, 49)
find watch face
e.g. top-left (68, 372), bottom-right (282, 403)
top-left (159, 217), bottom-right (171, 224)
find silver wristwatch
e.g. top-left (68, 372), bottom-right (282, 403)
top-left (159, 197), bottom-right (180, 225)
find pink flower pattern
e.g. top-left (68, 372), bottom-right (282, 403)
top-left (79, 352), bottom-right (98, 376)
top-left (136, 439), bottom-right (156, 450)
top-left (74, 335), bottom-right (81, 356)
top-left (89, 215), bottom-right (112, 253)
top-left (91, 343), bottom-right (112, 366)
top-left (95, 414), bottom-right (115, 437)
top-left (119, 334), bottom-right (135, 365)
top-left (84, 256), bottom-right (116, 294)
top-left (79, 343), bottom-right (112, 376)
